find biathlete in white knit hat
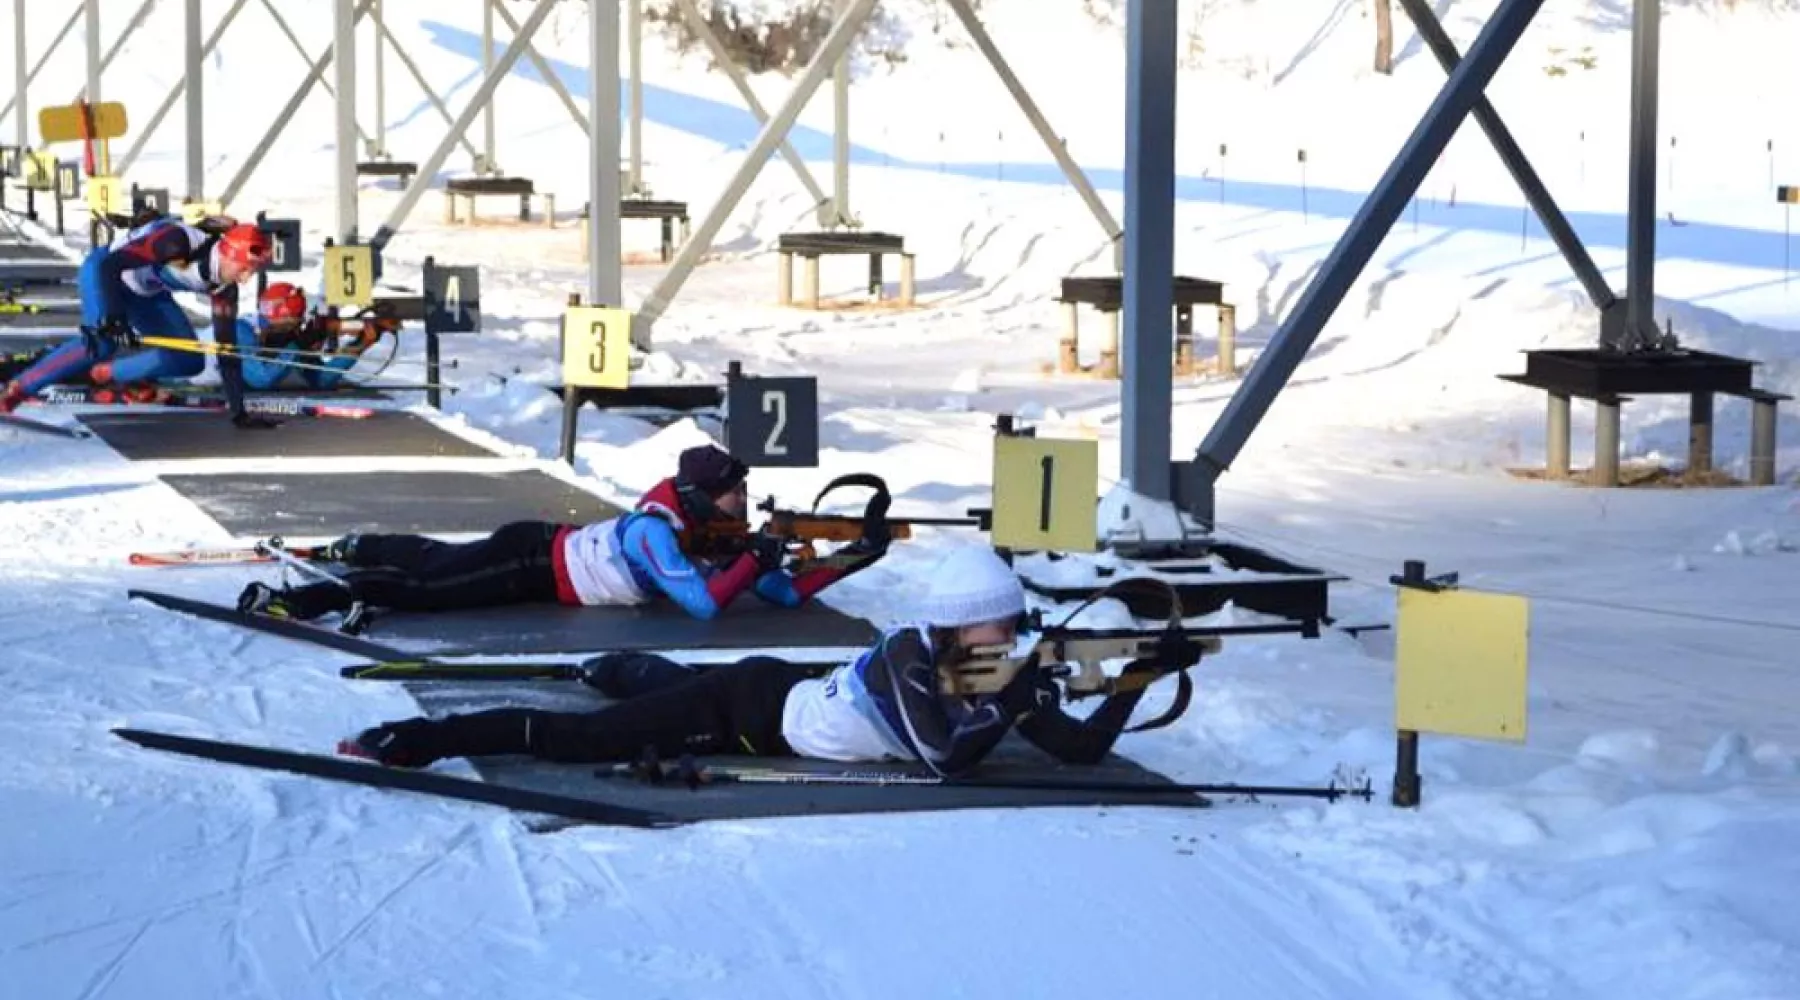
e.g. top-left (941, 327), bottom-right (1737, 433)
top-left (340, 545), bottom-right (1156, 776)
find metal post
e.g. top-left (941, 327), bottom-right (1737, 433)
top-left (1622, 0), bottom-right (1660, 350)
top-left (422, 257), bottom-right (442, 409)
top-left (117, 0), bottom-right (254, 176)
top-left (490, 0), bottom-right (590, 135)
top-left (0, 5), bottom-right (78, 129)
top-left (590, 0), bottom-right (622, 308)
top-left (828, 0), bottom-right (852, 228)
top-left (673, 0), bottom-right (829, 210)
top-left (334, 0), bottom-right (358, 245)
top-left (366, 0), bottom-right (558, 253)
top-left (482, 0), bottom-right (496, 174)
top-left (73, 0), bottom-right (156, 107)
top-left (12, 0), bottom-right (25, 150)
top-left (84, 0), bottom-right (100, 109)
top-left (376, 17), bottom-right (481, 164)
top-left (260, 0), bottom-right (375, 151)
top-left (185, 0), bottom-right (204, 201)
top-left (373, 0), bottom-right (386, 157)
top-left (634, 0), bottom-right (880, 342)
top-left (944, 0), bottom-right (1122, 267)
top-left (1398, 0), bottom-right (1611, 313)
top-left (627, 0), bottom-right (644, 195)
top-left (1120, 0), bottom-right (1178, 504)
top-left (1180, 0), bottom-right (1545, 525)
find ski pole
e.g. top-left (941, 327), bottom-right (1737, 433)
top-left (255, 536), bottom-right (353, 591)
top-left (136, 336), bottom-right (460, 389)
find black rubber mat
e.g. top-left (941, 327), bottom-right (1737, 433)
top-left (363, 596), bottom-right (879, 656)
top-left (160, 469), bottom-right (622, 536)
top-left (0, 310), bottom-right (80, 329)
top-left (0, 242), bottom-right (64, 260)
top-left (79, 410), bottom-right (498, 460)
top-left (0, 262), bottom-right (77, 286)
top-left (399, 679), bottom-right (1206, 822)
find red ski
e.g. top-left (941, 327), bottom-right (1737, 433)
top-left (129, 544), bottom-right (325, 567)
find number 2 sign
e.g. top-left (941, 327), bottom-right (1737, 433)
top-left (725, 373), bottom-right (818, 467)
top-left (991, 434), bottom-right (1098, 552)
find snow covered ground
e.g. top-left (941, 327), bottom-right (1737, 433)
top-left (3, 1), bottom-right (1799, 997)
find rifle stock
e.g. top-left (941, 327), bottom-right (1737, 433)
top-left (941, 630), bottom-right (1222, 697)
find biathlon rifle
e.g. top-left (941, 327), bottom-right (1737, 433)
top-left (696, 473), bottom-right (991, 571)
top-left (939, 579), bottom-right (1222, 732)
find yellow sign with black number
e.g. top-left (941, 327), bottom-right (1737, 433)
top-left (561, 306), bottom-right (632, 389)
top-left (38, 101), bottom-right (129, 143)
top-left (1395, 587), bottom-right (1530, 742)
top-left (991, 434), bottom-right (1098, 552)
top-left (21, 151), bottom-right (56, 190)
top-left (86, 174), bottom-right (123, 217)
top-left (323, 244), bottom-right (373, 307)
top-left (180, 200), bottom-right (223, 224)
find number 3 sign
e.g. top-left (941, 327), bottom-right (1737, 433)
top-left (991, 434), bottom-right (1098, 552)
top-left (561, 305), bottom-right (632, 389)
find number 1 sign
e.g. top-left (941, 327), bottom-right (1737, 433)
top-left (991, 434), bottom-right (1098, 552)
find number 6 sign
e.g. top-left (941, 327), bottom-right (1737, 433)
top-left (561, 305), bottom-right (632, 389)
top-left (991, 433), bottom-right (1098, 552)
top-left (725, 373), bottom-right (818, 467)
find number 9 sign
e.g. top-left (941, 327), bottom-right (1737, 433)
top-left (562, 305), bottom-right (632, 389)
top-left (991, 434), bottom-right (1098, 552)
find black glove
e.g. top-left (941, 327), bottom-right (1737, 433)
top-left (745, 531), bottom-right (787, 573)
top-left (996, 650), bottom-right (1057, 717)
top-left (232, 411), bottom-right (282, 430)
top-left (82, 317), bottom-right (138, 355)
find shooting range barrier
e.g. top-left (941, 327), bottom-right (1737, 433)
top-left (1054, 276), bottom-right (1237, 379)
top-left (775, 231), bottom-right (915, 310)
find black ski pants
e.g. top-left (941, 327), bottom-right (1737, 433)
top-left (287, 520), bottom-right (562, 617)
top-left (423, 656), bottom-right (819, 763)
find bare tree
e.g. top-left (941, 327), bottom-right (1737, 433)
top-left (1373, 0), bottom-right (1395, 75)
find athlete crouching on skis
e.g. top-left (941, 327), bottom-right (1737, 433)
top-left (337, 546), bottom-right (1157, 776)
top-left (237, 444), bottom-right (881, 624)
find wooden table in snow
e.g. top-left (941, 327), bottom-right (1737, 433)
top-left (775, 231), bottom-right (915, 309)
top-left (1054, 275), bottom-right (1237, 378)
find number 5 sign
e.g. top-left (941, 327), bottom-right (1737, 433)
top-left (561, 305), bottom-right (632, 389)
top-left (991, 434), bottom-right (1098, 552)
top-left (324, 243), bottom-right (374, 307)
top-left (725, 374), bottom-right (818, 467)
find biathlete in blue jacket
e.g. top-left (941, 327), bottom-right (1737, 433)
top-left (236, 282), bottom-right (384, 391)
top-left (0, 214), bottom-right (274, 426)
top-left (238, 444), bottom-right (882, 625)
top-left (336, 544), bottom-right (1155, 776)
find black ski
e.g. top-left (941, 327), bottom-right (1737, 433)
top-left (0, 412), bottom-right (93, 438)
top-left (128, 589), bottom-right (411, 660)
top-left (341, 660), bottom-right (587, 682)
top-left (115, 728), bottom-right (685, 830)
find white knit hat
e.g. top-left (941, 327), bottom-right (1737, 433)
top-left (915, 546), bottom-right (1026, 627)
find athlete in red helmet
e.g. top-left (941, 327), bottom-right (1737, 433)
top-left (235, 282), bottom-right (387, 391)
top-left (0, 214), bottom-right (277, 426)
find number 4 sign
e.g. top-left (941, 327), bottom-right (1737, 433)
top-left (725, 374), bottom-right (818, 467)
top-left (991, 434), bottom-right (1098, 552)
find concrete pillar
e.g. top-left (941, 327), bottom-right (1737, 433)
top-left (1750, 399), bottom-right (1778, 486)
top-left (1546, 390), bottom-right (1571, 479)
top-left (1593, 397), bottom-right (1621, 486)
top-left (1687, 391), bottom-right (1713, 476)
top-left (1059, 301), bottom-right (1080, 374)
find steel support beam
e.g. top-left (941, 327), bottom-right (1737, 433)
top-left (334, 0), bottom-right (358, 245)
top-left (672, 0), bottom-right (829, 211)
top-left (84, 0), bottom-right (100, 108)
top-left (117, 0), bottom-right (253, 176)
top-left (1180, 0), bottom-right (1545, 526)
top-left (1400, 0), bottom-right (1611, 313)
top-left (219, 0), bottom-right (372, 210)
top-left (627, 0), bottom-right (644, 195)
top-left (12, 0), bottom-right (26, 149)
top-left (827, 0), bottom-right (852, 228)
top-left (260, 0), bottom-right (374, 151)
top-left (373, 0), bottom-right (387, 157)
top-left (490, 0), bottom-right (590, 135)
top-left (1622, 0), bottom-right (1660, 350)
top-left (945, 0), bottom-right (1122, 267)
top-left (375, 17), bottom-right (481, 163)
top-left (481, 0), bottom-right (496, 173)
top-left (1120, 0), bottom-right (1178, 504)
top-left (185, 0), bottom-right (204, 200)
top-left (0, 5), bottom-right (78, 130)
top-left (367, 0), bottom-right (559, 253)
top-left (635, 0), bottom-right (880, 343)
top-left (590, 0), bottom-right (622, 308)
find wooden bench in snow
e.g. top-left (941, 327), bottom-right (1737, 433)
top-left (775, 230), bottom-right (915, 310)
top-left (357, 159), bottom-right (419, 186)
top-left (1500, 347), bottom-right (1790, 487)
top-left (1054, 275), bottom-right (1237, 380)
top-left (443, 176), bottom-right (552, 227)
top-left (579, 199), bottom-right (692, 264)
